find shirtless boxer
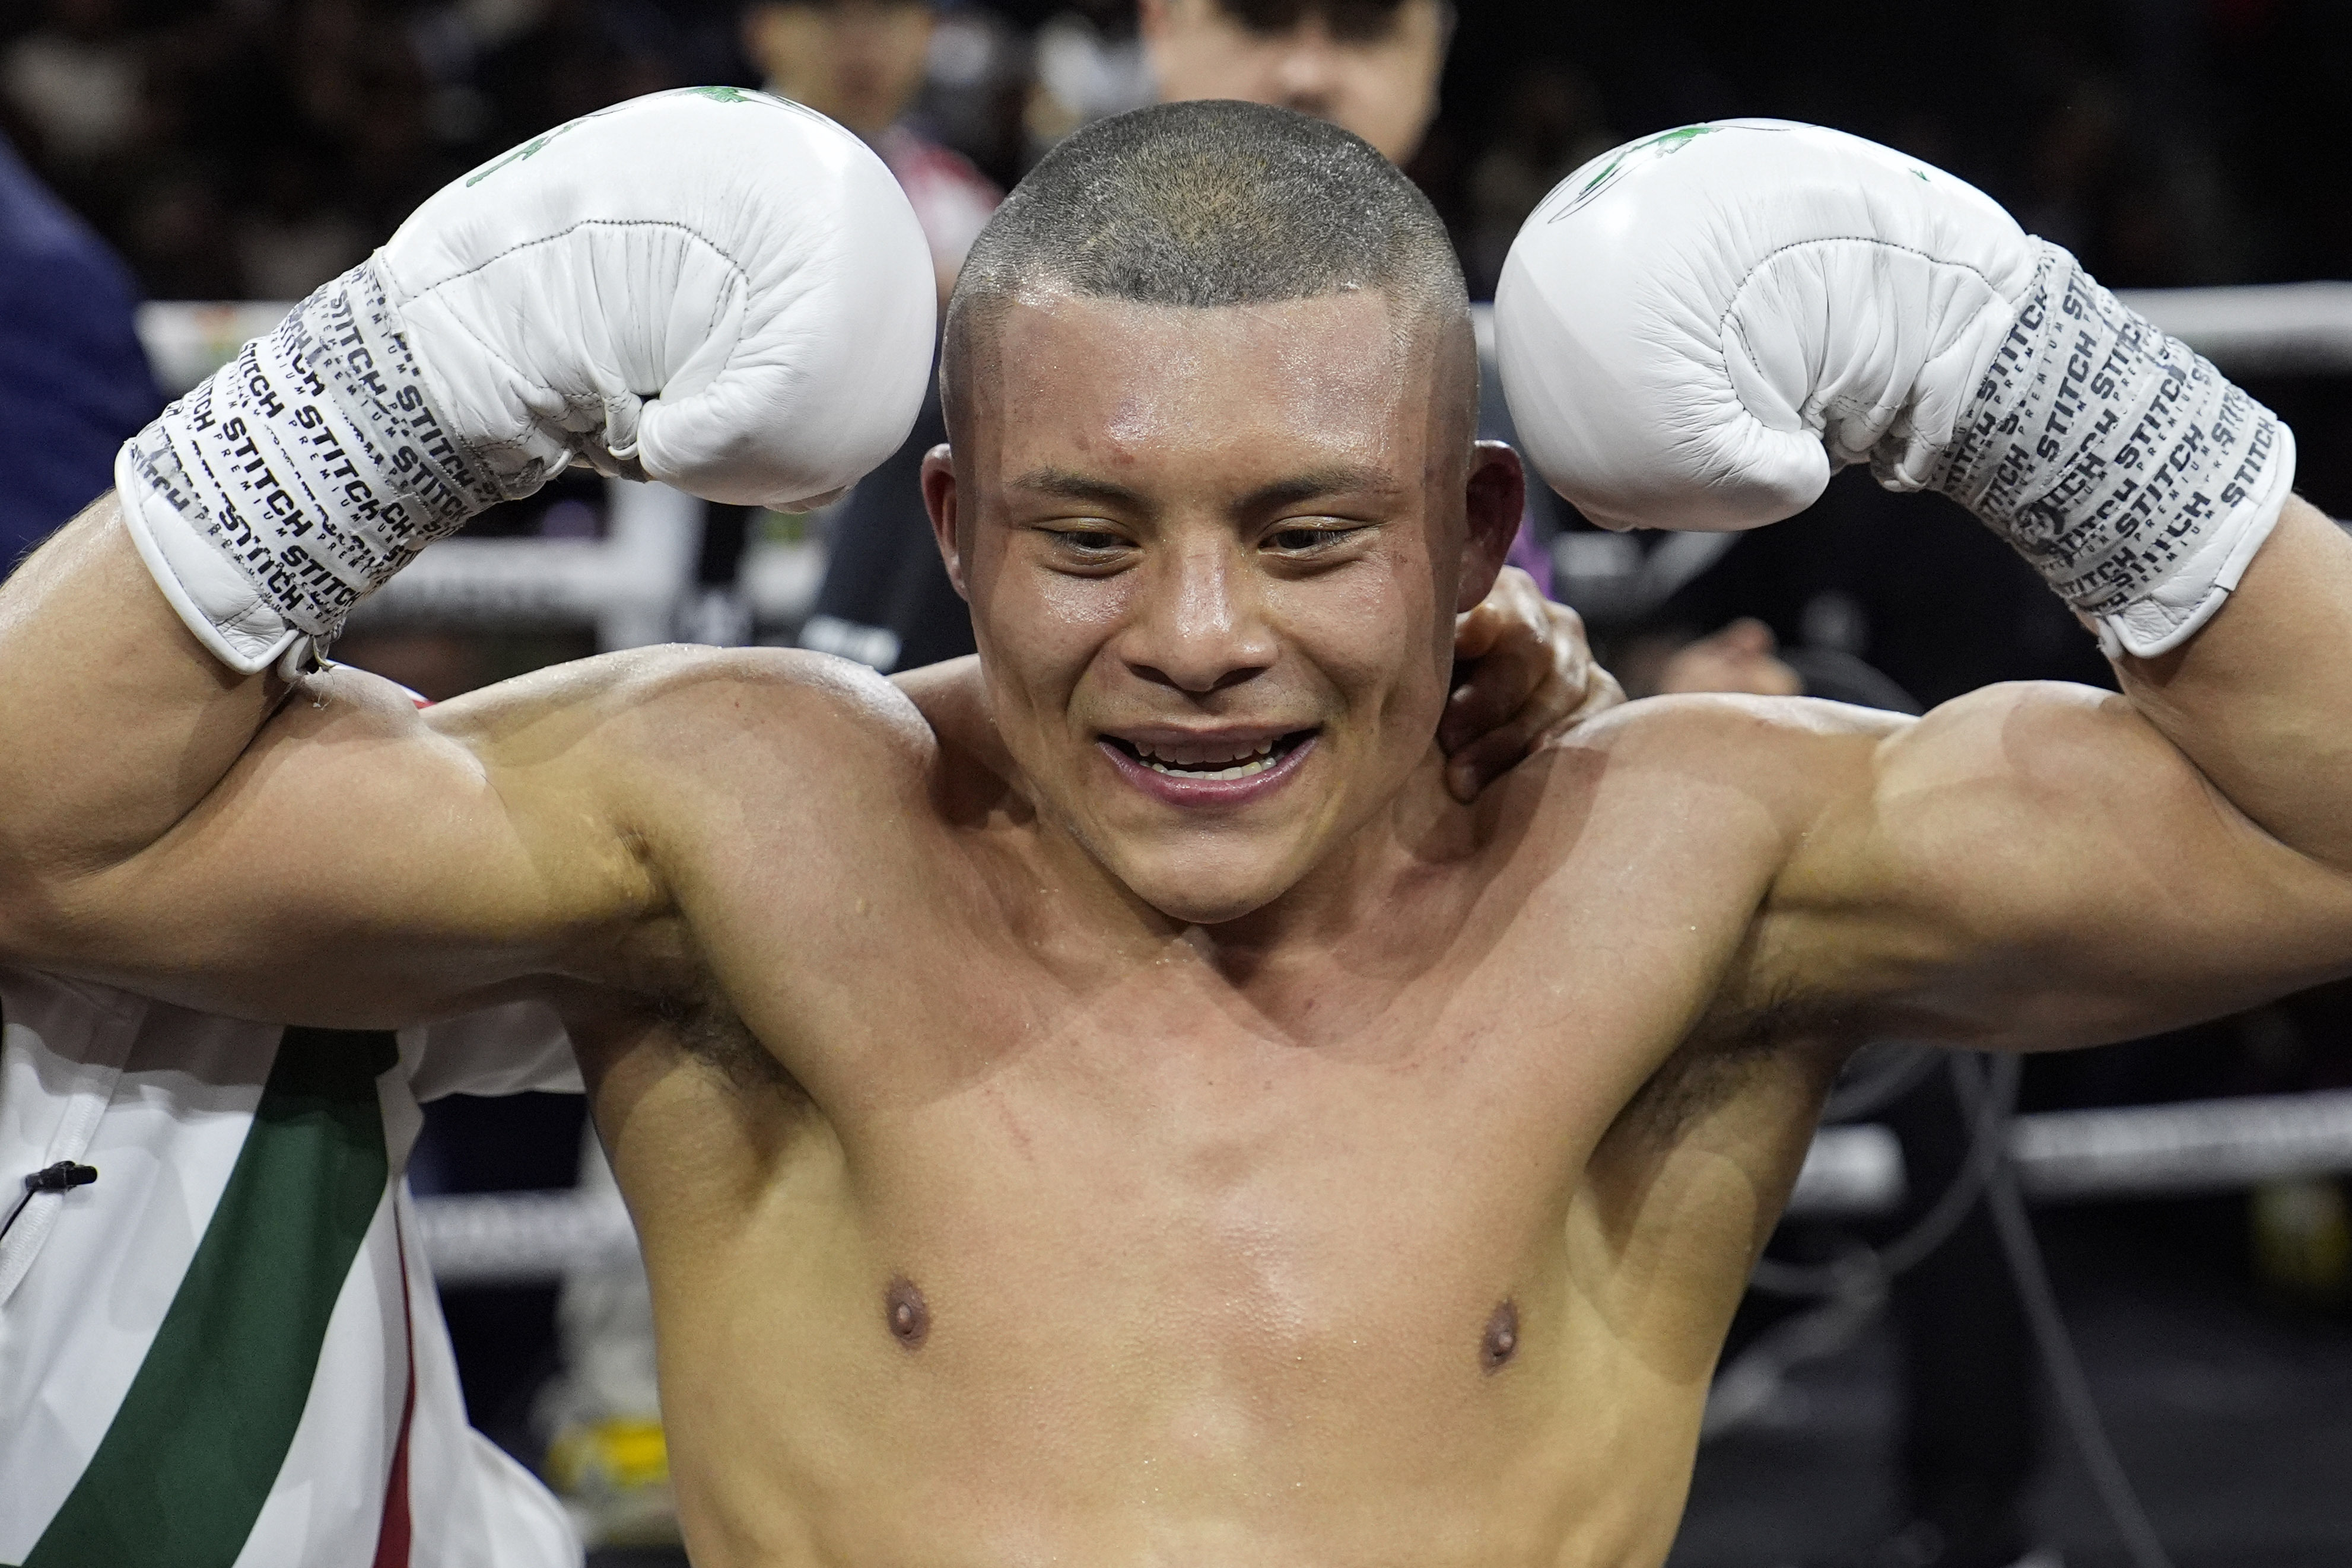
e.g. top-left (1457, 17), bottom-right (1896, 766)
top-left (4, 87), bottom-right (2349, 1568)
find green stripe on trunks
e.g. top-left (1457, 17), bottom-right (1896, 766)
top-left (18, 1026), bottom-right (396, 1568)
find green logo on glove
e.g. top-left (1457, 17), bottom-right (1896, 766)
top-left (1542, 122), bottom-right (1740, 224)
top-left (465, 88), bottom-right (768, 187)
top-left (465, 116), bottom-right (597, 187)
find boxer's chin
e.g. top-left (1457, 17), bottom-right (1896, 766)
top-left (1068, 762), bottom-right (1358, 928)
top-left (1140, 830), bottom-right (1310, 924)
top-left (1102, 837), bottom-right (1325, 928)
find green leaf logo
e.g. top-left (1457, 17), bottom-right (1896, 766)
top-left (463, 88), bottom-right (768, 186)
top-left (465, 129), bottom-right (561, 187)
top-left (1540, 122), bottom-right (1759, 224)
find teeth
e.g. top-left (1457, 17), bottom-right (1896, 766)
top-left (1129, 736), bottom-right (1287, 779)
top-left (1143, 753), bottom-right (1278, 781)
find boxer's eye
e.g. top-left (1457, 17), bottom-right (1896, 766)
top-left (1265, 524), bottom-right (1362, 555)
top-left (1044, 526), bottom-right (1134, 570)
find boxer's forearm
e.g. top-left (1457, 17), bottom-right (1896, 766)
top-left (2117, 496), bottom-right (2352, 873)
top-left (0, 497), bottom-right (282, 891)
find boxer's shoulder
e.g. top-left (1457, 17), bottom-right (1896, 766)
top-left (1463, 695), bottom-right (1909, 983)
top-left (1547, 689), bottom-right (1906, 829)
top-left (418, 644), bottom-right (953, 882)
top-left (432, 643), bottom-right (937, 774)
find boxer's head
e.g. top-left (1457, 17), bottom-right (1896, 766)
top-left (926, 101), bottom-right (1520, 925)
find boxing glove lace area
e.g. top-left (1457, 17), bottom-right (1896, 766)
top-left (116, 85), bottom-right (936, 675)
top-left (1496, 119), bottom-right (2294, 660)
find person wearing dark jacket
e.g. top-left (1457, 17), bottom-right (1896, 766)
top-left (0, 135), bottom-right (160, 572)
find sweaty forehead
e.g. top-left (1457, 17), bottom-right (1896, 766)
top-left (952, 288), bottom-right (1468, 472)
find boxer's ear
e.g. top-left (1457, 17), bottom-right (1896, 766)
top-left (1456, 440), bottom-right (1525, 612)
top-left (921, 444), bottom-right (969, 600)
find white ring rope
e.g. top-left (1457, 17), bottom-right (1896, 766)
top-left (413, 1187), bottom-right (636, 1289)
top-left (417, 1086), bottom-right (2352, 1286)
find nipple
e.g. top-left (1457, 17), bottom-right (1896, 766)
top-left (1482, 1299), bottom-right (1519, 1373)
top-left (885, 1276), bottom-right (930, 1350)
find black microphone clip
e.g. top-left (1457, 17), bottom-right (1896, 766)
top-left (1, 1160), bottom-right (98, 1243)
top-left (24, 1161), bottom-right (97, 1194)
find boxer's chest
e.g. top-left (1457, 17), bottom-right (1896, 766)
top-left (732, 846), bottom-right (1737, 1317)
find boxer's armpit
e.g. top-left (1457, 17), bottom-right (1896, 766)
top-left (651, 987), bottom-right (804, 1099)
top-left (1617, 987), bottom-right (1851, 1152)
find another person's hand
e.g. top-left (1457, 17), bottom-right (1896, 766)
top-left (1439, 565), bottom-right (1624, 802)
top-left (1655, 618), bottom-right (1804, 698)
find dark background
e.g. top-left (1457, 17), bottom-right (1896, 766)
top-left (7, 0), bottom-right (2350, 303)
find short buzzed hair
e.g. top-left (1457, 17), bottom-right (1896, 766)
top-left (942, 99), bottom-right (1472, 435)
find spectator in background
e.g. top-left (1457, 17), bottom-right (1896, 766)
top-left (1, 0), bottom-right (140, 190)
top-left (475, 1), bottom-right (682, 197)
top-left (1461, 58), bottom-right (1614, 298)
top-left (743, 0), bottom-right (1000, 303)
top-left (1025, 0), bottom-right (1152, 159)
top-left (759, 0), bottom-right (1009, 675)
top-left (0, 130), bottom-right (158, 570)
top-left (1137, 0), bottom-right (1447, 163)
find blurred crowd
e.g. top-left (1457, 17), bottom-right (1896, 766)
top-left (4, 0), bottom-right (2350, 308)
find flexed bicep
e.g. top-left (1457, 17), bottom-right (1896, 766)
top-left (1764, 678), bottom-right (2352, 1052)
top-left (8, 652), bottom-right (660, 1025)
top-left (1493, 115), bottom-right (2352, 1054)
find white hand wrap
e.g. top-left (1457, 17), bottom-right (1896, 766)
top-left (1899, 240), bottom-right (2295, 658)
top-left (117, 260), bottom-right (506, 673)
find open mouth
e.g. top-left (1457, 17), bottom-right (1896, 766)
top-left (1102, 729), bottom-right (1317, 781)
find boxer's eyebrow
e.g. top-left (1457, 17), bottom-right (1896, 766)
top-left (1009, 467), bottom-right (1141, 507)
top-left (1241, 465), bottom-right (1398, 511)
top-left (1007, 463), bottom-right (1397, 511)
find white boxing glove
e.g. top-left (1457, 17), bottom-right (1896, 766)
top-left (117, 85), bottom-right (936, 674)
top-left (1496, 119), bottom-right (2295, 659)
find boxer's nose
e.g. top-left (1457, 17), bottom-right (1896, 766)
top-left (1120, 538), bottom-right (1276, 696)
